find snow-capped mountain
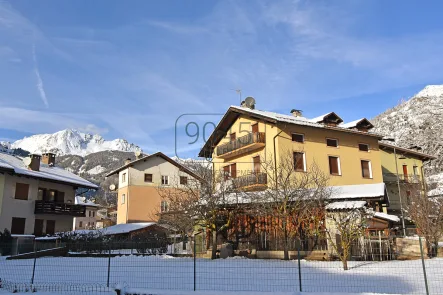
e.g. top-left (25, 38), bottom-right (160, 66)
top-left (372, 84), bottom-right (443, 189)
top-left (9, 129), bottom-right (142, 156)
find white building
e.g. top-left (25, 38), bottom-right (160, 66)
top-left (73, 196), bottom-right (100, 230)
top-left (0, 152), bottom-right (98, 235)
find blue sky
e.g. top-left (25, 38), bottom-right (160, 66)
top-left (1, 0), bottom-right (443, 158)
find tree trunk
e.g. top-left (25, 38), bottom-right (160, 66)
top-left (342, 247), bottom-right (349, 270)
top-left (342, 258), bottom-right (348, 271)
top-left (283, 225), bottom-right (289, 260)
top-left (211, 230), bottom-right (218, 260)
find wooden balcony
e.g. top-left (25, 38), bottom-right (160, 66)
top-left (35, 200), bottom-right (86, 217)
top-left (216, 132), bottom-right (265, 159)
top-left (383, 173), bottom-right (421, 184)
top-left (233, 172), bottom-right (267, 191)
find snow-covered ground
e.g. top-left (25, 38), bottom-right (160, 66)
top-left (0, 256), bottom-right (442, 294)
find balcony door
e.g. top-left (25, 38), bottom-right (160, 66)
top-left (253, 156), bottom-right (261, 174)
top-left (251, 123), bottom-right (258, 134)
top-left (230, 132), bottom-right (236, 142)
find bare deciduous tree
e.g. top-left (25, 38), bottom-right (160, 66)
top-left (325, 207), bottom-right (370, 270)
top-left (157, 160), bottom-right (240, 259)
top-left (406, 185), bottom-right (443, 257)
top-left (251, 151), bottom-right (331, 260)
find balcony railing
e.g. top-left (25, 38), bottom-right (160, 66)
top-left (383, 173), bottom-right (421, 183)
top-left (233, 172), bottom-right (267, 190)
top-left (35, 200), bottom-right (86, 217)
top-left (216, 132), bottom-right (265, 158)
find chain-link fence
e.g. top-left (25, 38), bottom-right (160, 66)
top-left (0, 237), bottom-right (442, 295)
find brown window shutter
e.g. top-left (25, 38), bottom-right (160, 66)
top-left (46, 220), bottom-right (56, 235)
top-left (223, 165), bottom-right (230, 180)
top-left (11, 217), bottom-right (26, 234)
top-left (230, 133), bottom-right (236, 141)
top-left (252, 123), bottom-right (259, 133)
top-left (34, 219), bottom-right (44, 236)
top-left (293, 152), bottom-right (305, 171)
top-left (15, 183), bottom-right (29, 200)
top-left (361, 160), bottom-right (370, 178)
top-left (329, 156), bottom-right (339, 174)
top-left (253, 156), bottom-right (261, 173)
top-left (231, 163), bottom-right (237, 178)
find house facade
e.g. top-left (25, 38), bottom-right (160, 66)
top-left (200, 105), bottom-right (387, 208)
top-left (106, 152), bottom-right (201, 224)
top-left (73, 196), bottom-right (100, 230)
top-left (0, 152), bottom-right (97, 236)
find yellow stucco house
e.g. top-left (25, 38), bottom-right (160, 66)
top-left (199, 104), bottom-right (391, 212)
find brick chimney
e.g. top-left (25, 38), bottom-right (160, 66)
top-left (42, 152), bottom-right (56, 167)
top-left (290, 109), bottom-right (303, 117)
top-left (29, 154), bottom-right (41, 171)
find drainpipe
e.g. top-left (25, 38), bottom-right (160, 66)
top-left (273, 128), bottom-right (285, 190)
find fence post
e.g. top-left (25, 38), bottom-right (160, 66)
top-left (193, 240), bottom-right (196, 291)
top-left (31, 240), bottom-right (37, 285)
top-left (107, 243), bottom-right (111, 288)
top-left (419, 237), bottom-right (430, 295)
top-left (297, 238), bottom-right (302, 292)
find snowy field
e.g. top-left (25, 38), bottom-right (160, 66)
top-left (0, 255), bottom-right (442, 294)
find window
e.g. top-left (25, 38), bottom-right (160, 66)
top-left (326, 138), bottom-right (338, 147)
top-left (122, 173), bottom-right (126, 182)
top-left (15, 183), bottom-right (29, 200)
top-left (293, 152), bottom-right (306, 172)
top-left (79, 221), bottom-right (83, 228)
top-left (38, 188), bottom-right (45, 201)
top-left (11, 217), bottom-right (26, 234)
top-left (144, 173), bottom-right (153, 182)
top-left (292, 133), bottom-right (304, 143)
top-left (253, 156), bottom-right (260, 174)
top-left (406, 190), bottom-right (411, 205)
top-left (328, 156), bottom-right (341, 175)
top-left (223, 164), bottom-right (237, 180)
top-left (413, 166), bottom-right (419, 176)
top-left (48, 190), bottom-right (56, 201)
top-left (180, 176), bottom-right (188, 185)
top-left (34, 219), bottom-right (44, 236)
top-left (92, 211), bottom-right (95, 218)
top-left (89, 211), bottom-right (92, 217)
top-left (359, 143), bottom-right (369, 152)
top-left (361, 160), bottom-right (372, 179)
top-left (161, 200), bottom-right (169, 213)
top-left (230, 132), bottom-right (236, 141)
top-left (121, 194), bottom-right (126, 204)
top-left (161, 175), bottom-right (169, 185)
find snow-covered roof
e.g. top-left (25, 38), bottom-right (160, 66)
top-left (0, 152), bottom-right (98, 189)
top-left (101, 222), bottom-right (158, 235)
top-left (340, 118), bottom-right (365, 128)
top-left (75, 196), bottom-right (100, 207)
top-left (373, 212), bottom-right (400, 222)
top-left (330, 183), bottom-right (386, 200)
top-left (326, 201), bottom-right (366, 210)
top-left (199, 106), bottom-right (382, 157)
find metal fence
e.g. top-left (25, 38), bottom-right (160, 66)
top-left (0, 237), bottom-right (442, 295)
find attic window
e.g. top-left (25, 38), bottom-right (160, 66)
top-left (359, 143), bottom-right (369, 152)
top-left (292, 133), bottom-right (304, 143)
top-left (320, 113), bottom-right (343, 126)
top-left (326, 138), bottom-right (338, 147)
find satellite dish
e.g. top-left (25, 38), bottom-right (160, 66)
top-left (109, 184), bottom-right (116, 191)
top-left (244, 97), bottom-right (256, 109)
top-left (135, 150), bottom-right (141, 157)
top-left (23, 157), bottom-right (32, 167)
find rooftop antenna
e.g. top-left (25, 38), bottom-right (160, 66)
top-left (231, 88), bottom-right (242, 105)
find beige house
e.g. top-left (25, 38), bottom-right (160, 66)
top-left (0, 152), bottom-right (97, 236)
top-left (73, 196), bottom-right (100, 230)
top-left (106, 152), bottom-right (201, 224)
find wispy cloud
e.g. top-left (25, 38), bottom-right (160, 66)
top-left (31, 43), bottom-right (49, 108)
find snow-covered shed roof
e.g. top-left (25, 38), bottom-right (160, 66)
top-left (330, 183), bottom-right (386, 200)
top-left (373, 212), bottom-right (400, 222)
top-left (101, 222), bottom-right (158, 236)
top-left (0, 152), bottom-right (98, 189)
top-left (326, 200), bottom-right (366, 210)
top-left (379, 142), bottom-right (436, 161)
top-left (199, 106), bottom-right (382, 157)
top-left (75, 196), bottom-right (100, 207)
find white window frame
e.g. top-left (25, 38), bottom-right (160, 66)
top-left (293, 152), bottom-right (307, 172)
top-left (121, 194), bottom-right (126, 204)
top-left (326, 138), bottom-right (339, 148)
top-left (361, 159), bottom-right (372, 179)
top-left (161, 200), bottom-right (169, 213)
top-left (161, 175), bottom-right (169, 185)
top-left (122, 173), bottom-right (126, 183)
top-left (292, 133), bottom-right (305, 143)
top-left (413, 165), bottom-right (419, 176)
